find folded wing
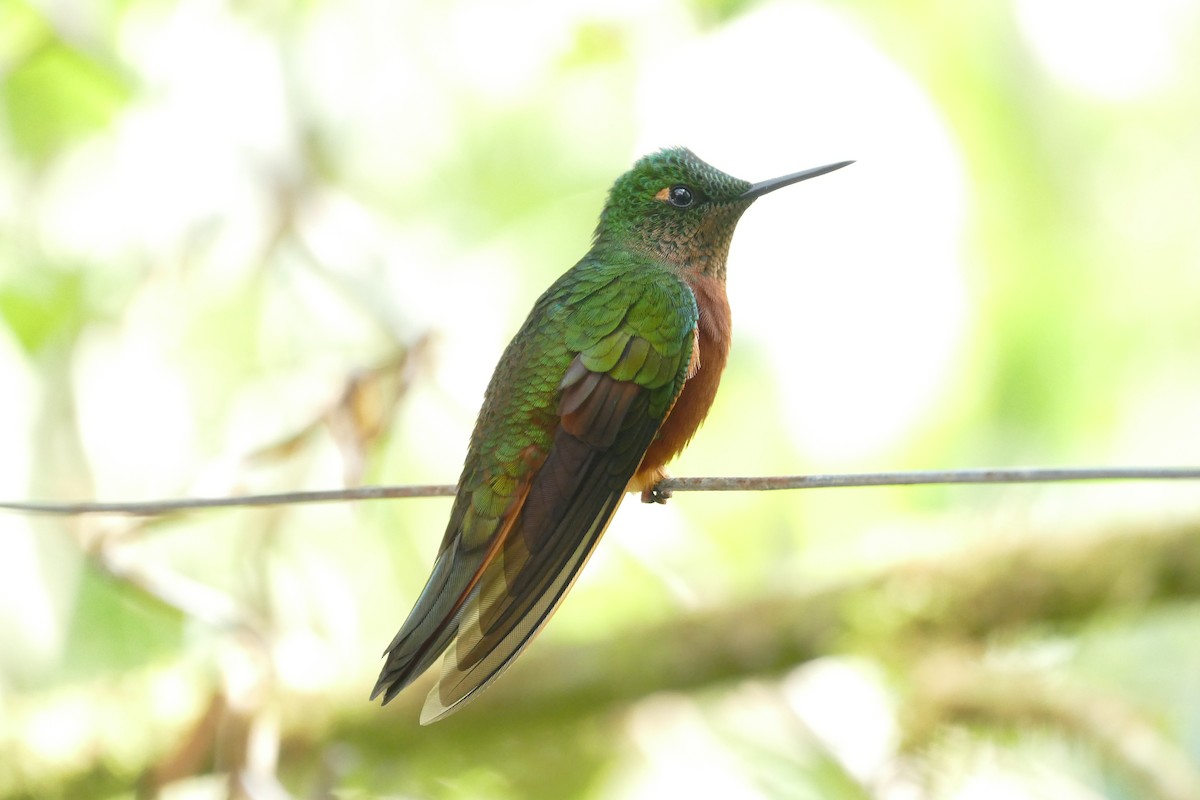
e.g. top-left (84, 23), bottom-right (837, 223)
top-left (372, 272), bottom-right (697, 722)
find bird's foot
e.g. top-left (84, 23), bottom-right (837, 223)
top-left (632, 466), bottom-right (670, 504)
top-left (641, 482), bottom-right (672, 504)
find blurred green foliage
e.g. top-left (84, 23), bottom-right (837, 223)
top-left (1, 0), bottom-right (1199, 798)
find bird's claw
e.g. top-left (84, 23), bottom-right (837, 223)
top-left (641, 483), bottom-right (672, 504)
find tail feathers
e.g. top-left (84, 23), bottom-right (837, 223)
top-left (370, 546), bottom-right (468, 704)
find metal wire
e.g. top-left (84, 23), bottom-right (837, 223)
top-left (2, 466), bottom-right (1198, 517)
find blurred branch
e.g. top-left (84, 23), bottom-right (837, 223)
top-left (452, 519), bottom-right (1200, 722)
top-left (6, 517), bottom-right (1198, 797)
top-left (241, 338), bottom-right (435, 485)
top-left (904, 649), bottom-right (1200, 800)
top-left (3, 466), bottom-right (1200, 516)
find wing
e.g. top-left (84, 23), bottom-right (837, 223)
top-left (371, 266), bottom-right (697, 722)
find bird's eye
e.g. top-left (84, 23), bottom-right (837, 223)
top-left (667, 185), bottom-right (695, 208)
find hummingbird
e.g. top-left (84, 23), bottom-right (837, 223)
top-left (372, 147), bottom-right (851, 723)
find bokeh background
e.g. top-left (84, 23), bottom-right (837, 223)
top-left (2, 0), bottom-right (1200, 797)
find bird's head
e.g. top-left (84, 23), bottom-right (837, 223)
top-left (594, 147), bottom-right (851, 279)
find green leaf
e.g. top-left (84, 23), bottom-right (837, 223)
top-left (0, 268), bottom-right (86, 353)
top-left (1, 30), bottom-right (133, 161)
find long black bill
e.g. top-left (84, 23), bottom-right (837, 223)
top-left (740, 160), bottom-right (854, 200)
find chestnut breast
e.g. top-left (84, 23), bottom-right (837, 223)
top-left (632, 274), bottom-right (731, 489)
